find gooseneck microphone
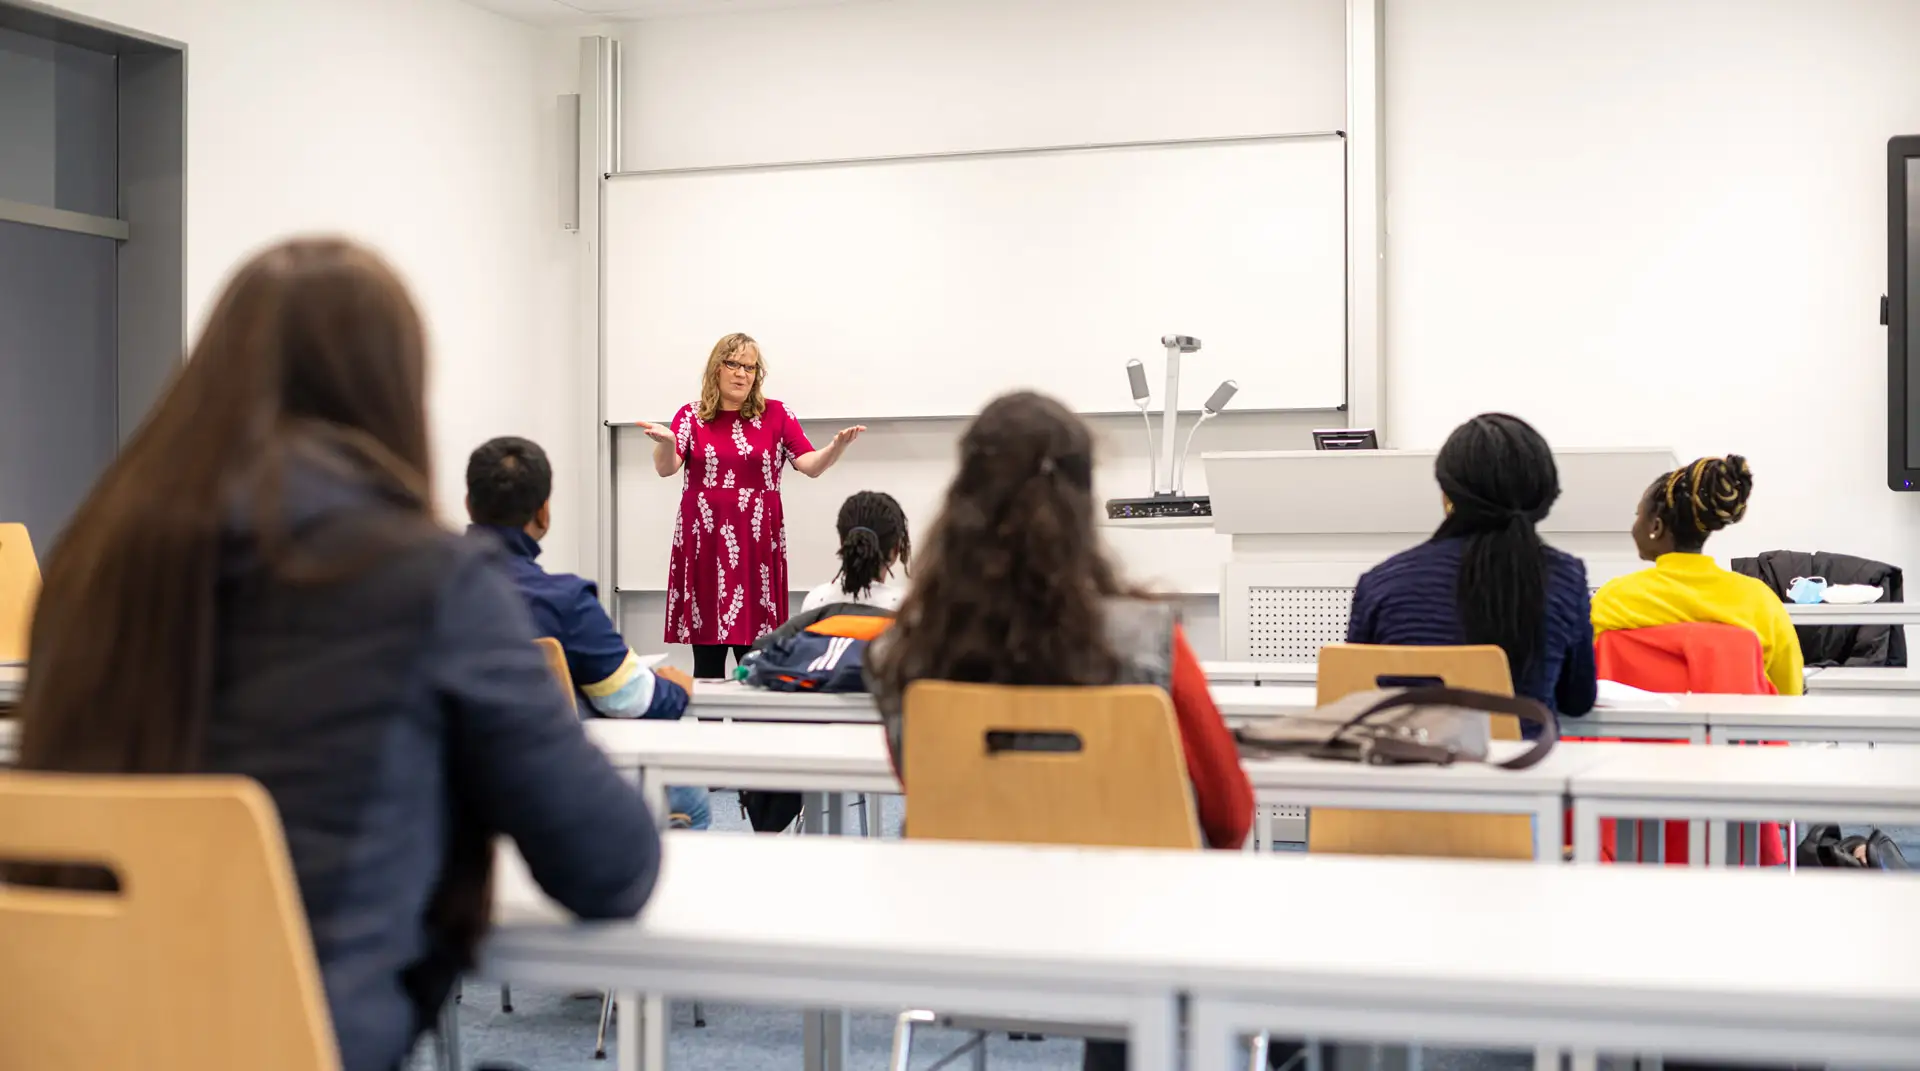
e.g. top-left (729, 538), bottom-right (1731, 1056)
top-left (1174, 379), bottom-right (1238, 494)
top-left (1126, 358), bottom-right (1158, 493)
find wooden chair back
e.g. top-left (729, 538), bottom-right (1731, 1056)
top-left (1309, 643), bottom-right (1533, 860)
top-left (0, 524), bottom-right (40, 664)
top-left (900, 681), bottom-right (1200, 850)
top-left (534, 636), bottom-right (578, 716)
top-left (0, 772), bottom-right (339, 1071)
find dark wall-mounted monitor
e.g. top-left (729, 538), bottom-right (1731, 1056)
top-left (1888, 136), bottom-right (1920, 490)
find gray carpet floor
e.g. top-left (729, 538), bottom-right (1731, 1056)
top-left (425, 794), bottom-right (1920, 1071)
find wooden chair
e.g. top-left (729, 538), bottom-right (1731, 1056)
top-left (0, 771), bottom-right (338, 1071)
top-left (899, 680), bottom-right (1200, 850)
top-left (1308, 644), bottom-right (1533, 860)
top-left (0, 523), bottom-right (40, 665)
top-left (893, 681), bottom-right (1248, 1068)
top-left (534, 636), bottom-right (577, 716)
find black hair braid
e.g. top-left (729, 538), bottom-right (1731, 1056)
top-left (1431, 413), bottom-right (1561, 689)
top-left (1646, 455), bottom-right (1753, 552)
top-left (835, 490), bottom-right (910, 598)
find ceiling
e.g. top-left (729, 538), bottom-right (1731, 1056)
top-left (463, 0), bottom-right (872, 24)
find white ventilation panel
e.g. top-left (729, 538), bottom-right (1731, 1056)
top-left (1246, 586), bottom-right (1355, 661)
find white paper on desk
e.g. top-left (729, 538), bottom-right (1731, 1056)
top-left (1594, 680), bottom-right (1678, 709)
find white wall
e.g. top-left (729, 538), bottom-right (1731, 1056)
top-left (607, 0), bottom-right (1347, 661)
top-left (618, 0), bottom-right (1346, 169)
top-left (1388, 0), bottom-right (1920, 569)
top-left (42, 0), bottom-right (592, 570)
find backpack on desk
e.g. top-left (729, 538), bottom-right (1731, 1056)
top-left (744, 604), bottom-right (894, 693)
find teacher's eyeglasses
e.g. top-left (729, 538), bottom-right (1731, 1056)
top-left (722, 359), bottom-right (759, 375)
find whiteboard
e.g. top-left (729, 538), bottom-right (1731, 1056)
top-left (604, 136), bottom-right (1347, 420)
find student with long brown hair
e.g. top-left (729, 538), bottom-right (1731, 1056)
top-left (867, 391), bottom-right (1251, 1071)
top-left (15, 238), bottom-right (659, 1071)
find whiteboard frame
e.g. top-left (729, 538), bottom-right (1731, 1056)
top-left (576, 0), bottom-right (1387, 602)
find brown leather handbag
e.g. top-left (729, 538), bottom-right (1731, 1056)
top-left (1234, 686), bottom-right (1557, 768)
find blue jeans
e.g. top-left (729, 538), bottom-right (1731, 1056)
top-left (667, 785), bottom-right (711, 830)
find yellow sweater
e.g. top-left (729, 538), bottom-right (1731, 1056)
top-left (1591, 553), bottom-right (1805, 696)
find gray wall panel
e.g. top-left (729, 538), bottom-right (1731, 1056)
top-left (0, 219), bottom-right (118, 547)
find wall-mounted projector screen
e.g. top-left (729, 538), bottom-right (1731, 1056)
top-left (603, 135), bottom-right (1348, 421)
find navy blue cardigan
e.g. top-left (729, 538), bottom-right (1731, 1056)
top-left (1346, 537), bottom-right (1597, 724)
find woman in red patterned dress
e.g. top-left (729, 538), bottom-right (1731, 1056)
top-left (639, 332), bottom-right (864, 679)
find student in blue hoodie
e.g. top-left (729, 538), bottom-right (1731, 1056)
top-left (465, 435), bottom-right (709, 828)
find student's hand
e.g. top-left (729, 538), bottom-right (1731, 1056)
top-left (638, 421), bottom-right (675, 445)
top-left (657, 665), bottom-right (694, 693)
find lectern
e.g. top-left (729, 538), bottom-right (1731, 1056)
top-left (1200, 448), bottom-right (1678, 660)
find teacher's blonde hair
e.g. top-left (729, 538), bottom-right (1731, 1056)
top-left (698, 332), bottom-right (767, 422)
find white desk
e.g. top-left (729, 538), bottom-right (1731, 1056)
top-left (1203, 660), bottom-right (1317, 686)
top-left (693, 680), bottom-right (1920, 745)
top-left (1786, 602), bottom-right (1920, 625)
top-left (1564, 698), bottom-right (1708, 743)
top-left (587, 718), bottom-right (898, 830)
top-left (1570, 744), bottom-right (1920, 866)
top-left (483, 834), bottom-right (1183, 1071)
top-left (689, 679), bottom-right (1319, 725)
top-left (586, 719), bottom-right (1627, 863)
top-left (689, 680), bottom-right (878, 723)
top-left (1701, 692), bottom-right (1920, 744)
top-left (1801, 664), bottom-right (1920, 697)
top-left (485, 833), bottom-right (1920, 1071)
top-left (0, 664), bottom-right (20, 706)
top-left (1185, 849), bottom-right (1920, 1071)
top-left (1242, 741), bottom-right (1629, 862)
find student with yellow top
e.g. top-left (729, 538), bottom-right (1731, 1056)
top-left (1591, 455), bottom-right (1805, 695)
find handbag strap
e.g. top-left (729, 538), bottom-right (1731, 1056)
top-left (1335, 686), bottom-right (1559, 769)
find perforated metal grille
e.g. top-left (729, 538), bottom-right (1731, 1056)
top-left (1247, 586), bottom-right (1354, 661)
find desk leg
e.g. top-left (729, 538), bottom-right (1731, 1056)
top-left (1705, 820), bottom-right (1725, 869)
top-left (438, 990), bottom-right (462, 1071)
top-left (636, 768), bottom-right (669, 831)
top-left (826, 792), bottom-right (847, 836)
top-left (1532, 796), bottom-right (1559, 863)
top-left (644, 995), bottom-right (668, 1071)
top-left (1255, 806), bottom-right (1274, 852)
top-left (1189, 1000), bottom-right (1235, 1071)
top-left (1129, 994), bottom-right (1178, 1071)
top-left (615, 992), bottom-right (641, 1071)
top-left (802, 792), bottom-right (824, 835)
top-left (1571, 800), bottom-right (1603, 864)
top-left (804, 1009), bottom-right (849, 1071)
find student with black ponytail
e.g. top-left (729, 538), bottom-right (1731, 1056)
top-left (1593, 455), bottom-right (1804, 695)
top-left (801, 490), bottom-right (911, 612)
top-left (1347, 413), bottom-right (1597, 730)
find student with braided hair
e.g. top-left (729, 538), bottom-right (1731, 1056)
top-left (1592, 455), bottom-right (1805, 695)
top-left (1347, 413), bottom-right (1596, 731)
top-left (801, 490), bottom-right (911, 613)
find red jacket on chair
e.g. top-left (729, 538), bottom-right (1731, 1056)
top-left (1586, 623), bottom-right (1785, 866)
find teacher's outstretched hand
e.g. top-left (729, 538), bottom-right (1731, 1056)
top-left (653, 332), bottom-right (862, 679)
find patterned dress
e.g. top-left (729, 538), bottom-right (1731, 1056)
top-left (663, 399), bottom-right (815, 646)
